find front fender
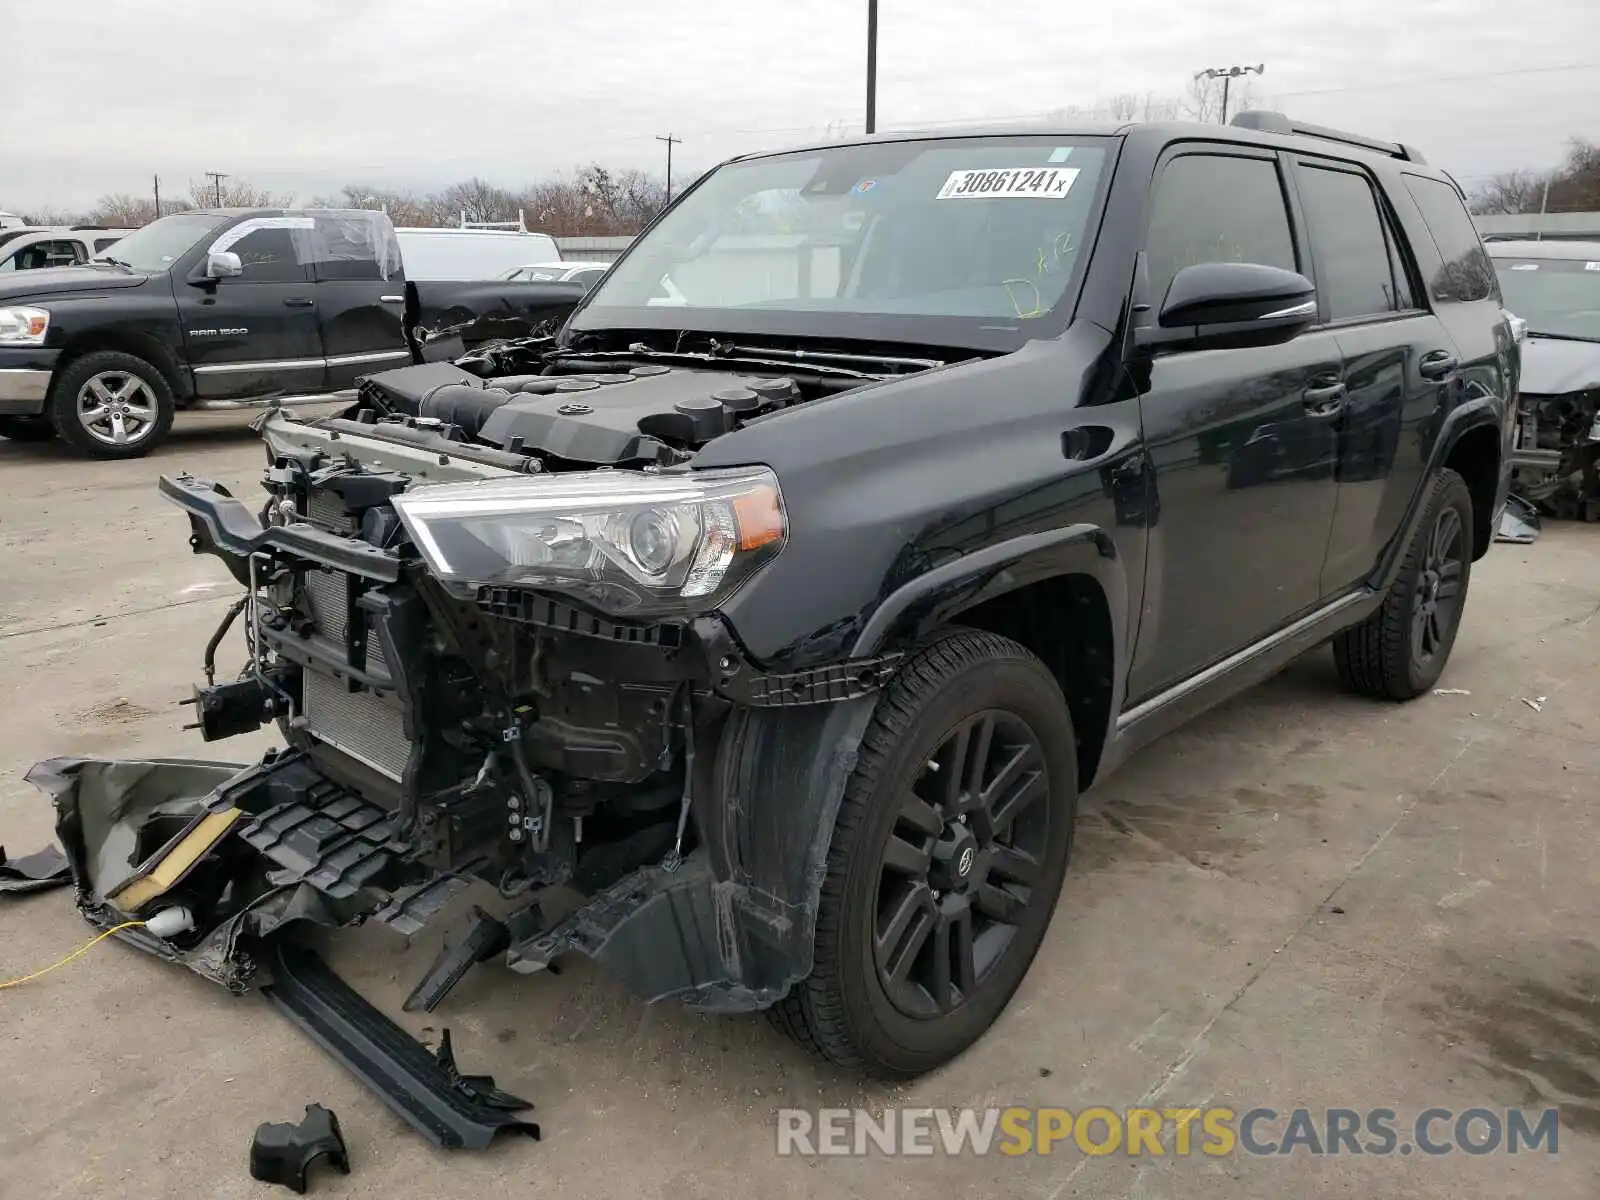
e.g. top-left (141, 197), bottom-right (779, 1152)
top-left (849, 522), bottom-right (1129, 658)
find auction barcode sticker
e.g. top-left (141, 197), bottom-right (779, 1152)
top-left (937, 167), bottom-right (1080, 199)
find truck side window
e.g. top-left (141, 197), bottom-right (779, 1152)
top-left (226, 228), bottom-right (310, 283)
top-left (306, 215), bottom-right (387, 282)
top-left (1402, 175), bottom-right (1497, 304)
top-left (4, 239), bottom-right (84, 271)
top-left (1145, 153), bottom-right (1297, 306)
top-left (1295, 164), bottom-right (1406, 321)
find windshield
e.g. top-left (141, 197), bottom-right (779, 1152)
top-left (1492, 254), bottom-right (1600, 342)
top-left (93, 213), bottom-right (227, 272)
top-left (575, 134), bottom-right (1114, 350)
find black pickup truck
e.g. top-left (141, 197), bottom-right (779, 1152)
top-left (0, 208), bottom-right (587, 458)
top-left (36, 111), bottom-right (1517, 1108)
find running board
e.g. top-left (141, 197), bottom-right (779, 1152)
top-left (262, 939), bottom-right (541, 1150)
top-left (190, 391), bottom-right (356, 411)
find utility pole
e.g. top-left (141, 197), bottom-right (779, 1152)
top-left (153, 175), bottom-right (162, 219)
top-left (204, 170), bottom-right (228, 208)
top-left (655, 134), bottom-right (682, 202)
top-left (1193, 63), bottom-right (1265, 124)
top-left (865, 0), bottom-right (879, 135)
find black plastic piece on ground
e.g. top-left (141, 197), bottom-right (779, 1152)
top-left (249, 1104), bottom-right (350, 1194)
top-left (375, 875), bottom-right (475, 936)
top-left (403, 905), bottom-right (511, 1013)
top-left (0, 843), bottom-right (71, 896)
top-left (263, 939), bottom-right (540, 1149)
top-left (237, 772), bottom-right (407, 899)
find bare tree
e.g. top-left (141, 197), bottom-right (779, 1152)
top-left (1469, 169), bottom-right (1549, 215)
top-left (308, 185), bottom-right (437, 226)
top-left (84, 193), bottom-right (193, 227)
top-left (186, 177), bottom-right (293, 209)
top-left (1181, 75), bottom-right (1258, 124)
top-left (430, 177), bottom-right (520, 225)
top-left (19, 206), bottom-right (84, 226)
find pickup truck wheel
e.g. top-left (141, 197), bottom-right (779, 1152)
top-left (769, 629), bottom-right (1077, 1078)
top-left (48, 351), bottom-right (175, 460)
top-left (1332, 468), bottom-right (1473, 700)
top-left (0, 416), bottom-right (56, 442)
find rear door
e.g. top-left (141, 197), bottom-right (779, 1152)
top-left (306, 213), bottom-right (411, 391)
top-left (179, 217), bottom-right (326, 401)
top-left (1287, 156), bottom-right (1460, 592)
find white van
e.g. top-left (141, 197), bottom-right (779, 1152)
top-left (393, 227), bottom-right (561, 282)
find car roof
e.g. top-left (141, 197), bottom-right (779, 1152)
top-left (1485, 239), bottom-right (1600, 259)
top-left (727, 112), bottom-right (1448, 179)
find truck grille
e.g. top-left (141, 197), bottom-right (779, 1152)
top-left (301, 669), bottom-right (413, 781)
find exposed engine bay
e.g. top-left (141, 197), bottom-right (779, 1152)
top-left (49, 332), bottom-right (927, 1025)
top-left (1510, 388), bottom-right (1600, 522)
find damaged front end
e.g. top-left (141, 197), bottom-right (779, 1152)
top-left (40, 384), bottom-right (900, 1025)
top-left (1510, 387), bottom-right (1600, 522)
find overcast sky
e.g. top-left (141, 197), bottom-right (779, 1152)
top-left (4, 0), bottom-right (1597, 213)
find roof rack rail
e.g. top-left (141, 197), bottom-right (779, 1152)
top-left (1229, 110), bottom-right (1426, 165)
top-left (70, 224), bottom-right (109, 231)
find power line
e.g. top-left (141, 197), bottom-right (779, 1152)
top-left (654, 133), bottom-right (682, 201)
top-left (204, 170), bottom-right (228, 207)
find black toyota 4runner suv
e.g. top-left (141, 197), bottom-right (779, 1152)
top-left (43, 112), bottom-right (1515, 1090)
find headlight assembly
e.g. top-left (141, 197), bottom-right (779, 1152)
top-left (391, 466), bottom-right (786, 617)
top-left (0, 306), bottom-right (49, 346)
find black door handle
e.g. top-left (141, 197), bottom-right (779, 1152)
top-left (284, 297), bottom-right (315, 308)
top-left (1302, 381), bottom-right (1348, 417)
top-left (1419, 351), bottom-right (1458, 381)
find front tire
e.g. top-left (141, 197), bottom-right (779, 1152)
top-left (770, 630), bottom-right (1078, 1078)
top-left (1333, 468), bottom-right (1474, 700)
top-left (48, 350), bottom-right (175, 460)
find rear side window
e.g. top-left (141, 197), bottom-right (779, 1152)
top-left (305, 214), bottom-right (402, 282)
top-left (1145, 153), bottom-right (1297, 304)
top-left (1295, 164), bottom-right (1409, 320)
top-left (94, 237), bottom-right (122, 252)
top-left (1403, 175), bottom-right (1497, 304)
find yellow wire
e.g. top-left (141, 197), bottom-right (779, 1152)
top-left (0, 920), bottom-right (147, 991)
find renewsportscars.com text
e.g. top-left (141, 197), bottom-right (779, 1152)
top-left (776, 1106), bottom-right (1561, 1158)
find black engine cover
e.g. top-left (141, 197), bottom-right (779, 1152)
top-left (476, 367), bottom-right (800, 464)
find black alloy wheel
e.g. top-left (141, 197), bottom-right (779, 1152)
top-left (768, 629), bottom-right (1079, 1078)
top-left (873, 709), bottom-right (1050, 1019)
top-left (1411, 503), bottom-right (1465, 670)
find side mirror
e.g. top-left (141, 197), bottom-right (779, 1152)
top-left (1139, 262), bottom-right (1317, 352)
top-left (204, 251), bottom-right (242, 279)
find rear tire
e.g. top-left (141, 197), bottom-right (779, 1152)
top-left (0, 415), bottom-right (56, 443)
top-left (769, 629), bottom-right (1078, 1078)
top-left (48, 350), bottom-right (175, 460)
top-left (1333, 468), bottom-right (1474, 700)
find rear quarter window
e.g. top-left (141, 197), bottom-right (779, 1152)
top-left (1403, 175), bottom-right (1498, 304)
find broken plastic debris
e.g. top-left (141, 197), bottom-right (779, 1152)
top-left (1523, 696), bottom-right (1547, 712)
top-left (1494, 495), bottom-right (1541, 544)
top-left (1433, 688), bottom-right (1472, 696)
top-left (0, 843), bottom-right (71, 897)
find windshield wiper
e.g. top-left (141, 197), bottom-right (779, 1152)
top-left (548, 344), bottom-right (878, 381)
top-left (708, 341), bottom-right (948, 372)
top-left (93, 257), bottom-right (136, 273)
top-left (1527, 330), bottom-right (1600, 344)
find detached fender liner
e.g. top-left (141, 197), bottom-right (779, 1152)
top-left (263, 939), bottom-right (540, 1150)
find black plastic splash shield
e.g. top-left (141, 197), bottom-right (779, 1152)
top-left (261, 939), bottom-right (540, 1150)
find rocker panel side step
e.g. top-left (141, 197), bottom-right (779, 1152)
top-left (262, 939), bottom-right (540, 1150)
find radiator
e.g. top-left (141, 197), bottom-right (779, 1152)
top-left (301, 668), bottom-right (413, 781)
top-left (302, 569), bottom-right (350, 642)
